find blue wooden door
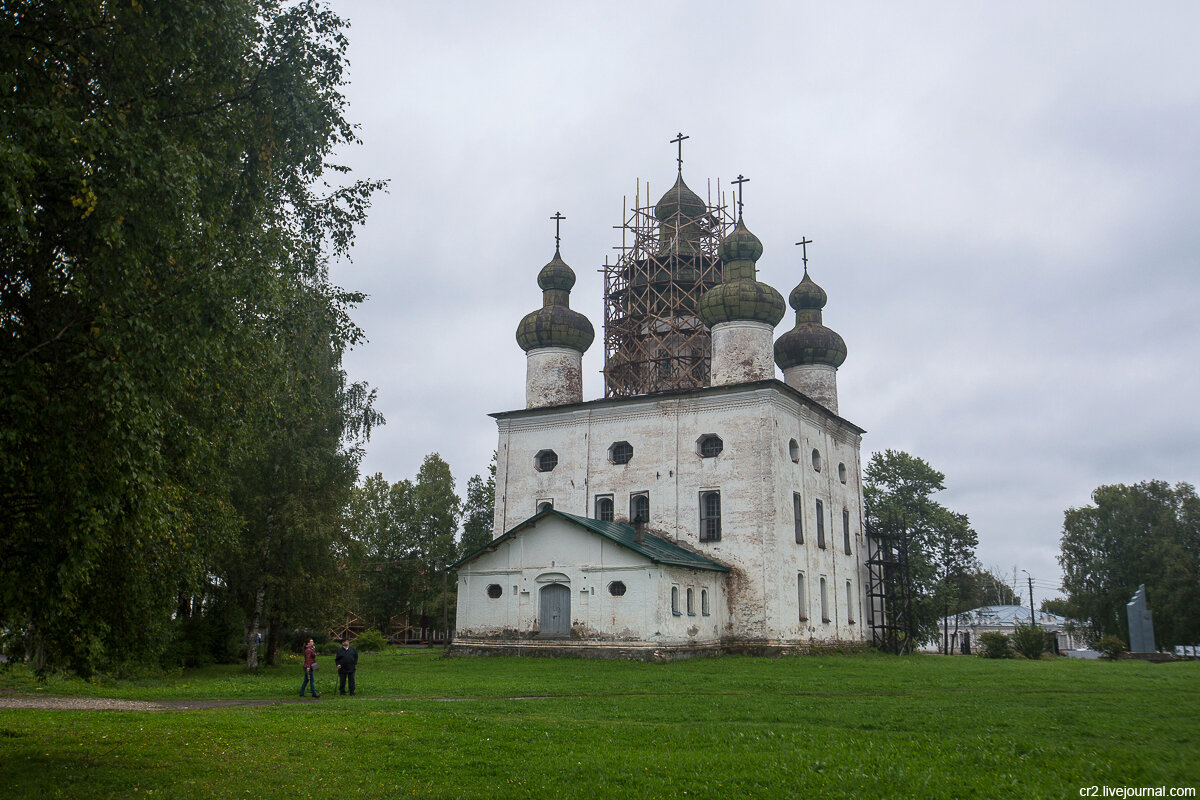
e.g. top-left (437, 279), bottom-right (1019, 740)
top-left (539, 583), bottom-right (570, 636)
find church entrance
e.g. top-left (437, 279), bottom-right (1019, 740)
top-left (538, 583), bottom-right (571, 637)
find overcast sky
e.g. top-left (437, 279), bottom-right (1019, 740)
top-left (323, 1), bottom-right (1200, 601)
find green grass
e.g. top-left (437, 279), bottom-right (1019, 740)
top-left (1, 650), bottom-right (1197, 798)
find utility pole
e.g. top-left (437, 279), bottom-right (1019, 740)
top-left (1021, 569), bottom-right (1036, 627)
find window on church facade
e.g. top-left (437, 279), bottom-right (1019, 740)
top-left (820, 577), bottom-right (829, 623)
top-left (793, 492), bottom-right (804, 543)
top-left (609, 441), bottom-right (633, 465)
top-left (630, 492), bottom-right (649, 524)
top-left (797, 573), bottom-right (808, 621)
top-left (487, 584), bottom-right (503, 599)
top-left (535, 449), bottom-right (558, 472)
top-left (843, 508), bottom-right (852, 555)
top-left (815, 499), bottom-right (826, 549)
top-left (789, 439), bottom-right (800, 462)
top-left (537, 500), bottom-right (553, 514)
top-left (686, 587), bottom-right (695, 615)
top-left (700, 491), bottom-right (721, 542)
top-left (838, 462), bottom-right (847, 484)
top-left (811, 448), bottom-right (822, 472)
top-left (671, 585), bottom-right (681, 615)
top-left (846, 581), bottom-right (855, 624)
top-left (608, 581), bottom-right (626, 597)
top-left (701, 588), bottom-right (710, 616)
top-left (595, 495), bottom-right (614, 522)
top-left (698, 434), bottom-right (723, 458)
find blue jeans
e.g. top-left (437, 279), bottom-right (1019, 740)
top-left (299, 667), bottom-right (319, 696)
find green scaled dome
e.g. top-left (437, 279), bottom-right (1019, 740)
top-left (698, 218), bottom-right (785, 327)
top-left (516, 249), bottom-right (595, 353)
top-left (654, 172), bottom-right (706, 221)
top-left (774, 271), bottom-right (847, 369)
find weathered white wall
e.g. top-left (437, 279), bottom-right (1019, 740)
top-left (525, 346), bottom-right (583, 408)
top-left (783, 363), bottom-right (839, 415)
top-left (455, 516), bottom-right (726, 644)
top-left (710, 320), bottom-right (775, 386)
top-left (488, 381), bottom-right (868, 646)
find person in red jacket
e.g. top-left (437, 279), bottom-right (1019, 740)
top-left (299, 638), bottom-right (320, 698)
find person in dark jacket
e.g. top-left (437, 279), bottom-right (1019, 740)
top-left (299, 639), bottom-right (320, 698)
top-left (335, 638), bottom-right (359, 695)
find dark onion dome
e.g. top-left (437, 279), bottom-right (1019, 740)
top-left (654, 172), bottom-right (707, 221)
top-left (515, 249), bottom-right (595, 353)
top-left (697, 218), bottom-right (785, 327)
top-left (773, 271), bottom-right (847, 369)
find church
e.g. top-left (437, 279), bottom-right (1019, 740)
top-left (450, 144), bottom-right (871, 658)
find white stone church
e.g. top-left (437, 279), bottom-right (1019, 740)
top-left (450, 155), bottom-right (870, 658)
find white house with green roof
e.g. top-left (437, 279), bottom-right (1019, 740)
top-left (451, 158), bottom-right (870, 658)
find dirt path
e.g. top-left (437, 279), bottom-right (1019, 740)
top-left (0, 695), bottom-right (328, 711)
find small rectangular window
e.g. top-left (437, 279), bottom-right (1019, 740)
top-left (820, 577), bottom-right (829, 623)
top-left (843, 508), bottom-right (852, 555)
top-left (699, 491), bottom-right (721, 542)
top-left (797, 573), bottom-right (808, 621)
top-left (686, 587), bottom-right (695, 616)
top-left (793, 492), bottom-right (804, 544)
top-left (846, 581), bottom-right (856, 624)
top-left (815, 499), bottom-right (826, 549)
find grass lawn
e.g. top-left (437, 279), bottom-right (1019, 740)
top-left (1, 650), bottom-right (1197, 799)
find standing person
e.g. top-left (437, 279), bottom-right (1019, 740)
top-left (299, 638), bottom-right (320, 698)
top-left (335, 638), bottom-right (359, 695)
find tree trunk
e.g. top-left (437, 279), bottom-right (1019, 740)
top-left (244, 586), bottom-right (264, 670)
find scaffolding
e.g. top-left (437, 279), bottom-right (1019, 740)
top-left (602, 177), bottom-right (734, 397)
top-left (866, 515), bottom-right (916, 655)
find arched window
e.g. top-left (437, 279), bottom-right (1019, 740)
top-left (535, 449), bottom-right (558, 472)
top-left (537, 500), bottom-right (553, 514)
top-left (789, 439), bottom-right (800, 463)
top-left (700, 491), bottom-right (721, 542)
top-left (793, 492), bottom-right (804, 544)
top-left (838, 462), bottom-right (847, 484)
top-left (686, 587), bottom-right (695, 616)
top-left (846, 581), bottom-right (856, 624)
top-left (595, 496), bottom-right (614, 522)
top-left (701, 588), bottom-right (710, 616)
top-left (671, 585), bottom-right (681, 615)
top-left (820, 577), bottom-right (829, 623)
top-left (815, 499), bottom-right (826, 549)
top-left (811, 448), bottom-right (822, 472)
top-left (842, 508), bottom-right (852, 555)
top-left (630, 492), bottom-right (649, 524)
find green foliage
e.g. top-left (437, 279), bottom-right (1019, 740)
top-left (1011, 623), bottom-right (1048, 659)
top-left (863, 450), bottom-right (980, 650)
top-left (353, 629), bottom-right (387, 652)
top-left (0, 653), bottom-right (1197, 797)
top-left (1097, 634), bottom-right (1128, 659)
top-left (1040, 596), bottom-right (1074, 617)
top-left (0, 0), bottom-right (382, 675)
top-left (1059, 481), bottom-right (1200, 648)
top-left (459, 452), bottom-right (497, 559)
top-left (977, 632), bottom-right (1013, 658)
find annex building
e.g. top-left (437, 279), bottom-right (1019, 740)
top-left (450, 149), bottom-right (873, 658)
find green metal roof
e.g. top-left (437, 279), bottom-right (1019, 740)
top-left (450, 508), bottom-right (729, 573)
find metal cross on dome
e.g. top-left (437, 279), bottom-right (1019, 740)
top-left (551, 211), bottom-right (565, 250)
top-left (670, 132), bottom-right (689, 172)
top-left (795, 237), bottom-right (812, 273)
top-left (731, 174), bottom-right (749, 220)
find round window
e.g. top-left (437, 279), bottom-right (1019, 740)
top-left (698, 435), bottom-right (723, 458)
top-left (535, 449), bottom-right (558, 472)
top-left (486, 584), bottom-right (503, 599)
top-left (608, 581), bottom-right (627, 597)
top-left (609, 441), bottom-right (633, 465)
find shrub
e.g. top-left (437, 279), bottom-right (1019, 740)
top-left (320, 642), bottom-right (341, 656)
top-left (1097, 634), bottom-right (1128, 659)
top-left (978, 632), bottom-right (1013, 659)
top-left (354, 630), bottom-right (388, 652)
top-left (1012, 623), bottom-right (1048, 659)
top-left (286, 630), bottom-right (328, 654)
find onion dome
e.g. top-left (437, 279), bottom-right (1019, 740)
top-left (697, 218), bottom-right (786, 327)
top-left (774, 270), bottom-right (847, 369)
top-left (654, 172), bottom-right (706, 221)
top-left (515, 249), bottom-right (595, 353)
